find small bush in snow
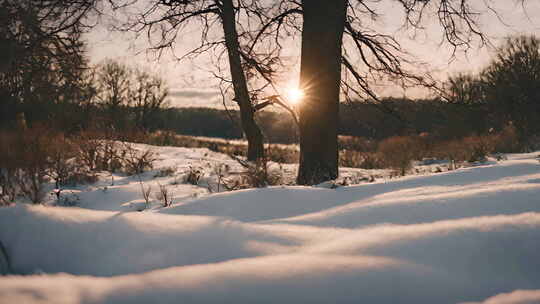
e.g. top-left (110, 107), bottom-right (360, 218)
top-left (17, 169), bottom-right (48, 205)
top-left (1, 128), bottom-right (55, 204)
top-left (492, 124), bottom-right (521, 153)
top-left (0, 132), bottom-right (18, 205)
top-left (46, 134), bottom-right (84, 187)
top-left (338, 136), bottom-right (377, 152)
top-left (339, 150), bottom-right (384, 169)
top-left (211, 163), bottom-right (230, 192)
top-left (1, 127), bottom-right (161, 205)
top-left (244, 158), bottom-right (283, 188)
top-left (435, 135), bottom-right (495, 166)
top-left (73, 130), bottom-right (104, 172)
top-left (339, 150), bottom-right (364, 168)
top-left (184, 166), bottom-right (203, 185)
top-left (14, 127), bottom-right (51, 204)
top-left (139, 181), bottom-right (152, 208)
top-left (154, 183), bottom-right (173, 207)
top-left (463, 135), bottom-right (494, 162)
top-left (225, 157), bottom-right (283, 190)
top-left (73, 132), bottom-right (157, 176)
top-left (433, 140), bottom-right (465, 170)
top-left (98, 140), bottom-right (123, 172)
top-left (378, 136), bottom-right (422, 176)
top-left (118, 143), bottom-right (156, 175)
top-left (265, 145), bottom-right (299, 164)
top-left (0, 168), bottom-right (16, 206)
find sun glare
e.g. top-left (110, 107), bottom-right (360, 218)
top-left (287, 88), bottom-right (304, 105)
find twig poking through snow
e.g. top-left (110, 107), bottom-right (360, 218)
top-left (137, 174), bottom-right (152, 209)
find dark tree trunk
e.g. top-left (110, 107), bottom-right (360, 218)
top-left (296, 0), bottom-right (347, 185)
top-left (220, 0), bottom-right (265, 161)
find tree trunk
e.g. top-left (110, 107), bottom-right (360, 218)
top-left (296, 0), bottom-right (347, 185)
top-left (220, 0), bottom-right (265, 161)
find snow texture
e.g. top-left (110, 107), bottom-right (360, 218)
top-left (1, 145), bottom-right (540, 304)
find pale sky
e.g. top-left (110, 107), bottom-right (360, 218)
top-left (86, 0), bottom-right (540, 108)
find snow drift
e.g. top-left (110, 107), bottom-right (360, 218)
top-left (1, 147), bottom-right (539, 303)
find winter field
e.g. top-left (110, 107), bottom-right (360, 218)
top-left (1, 143), bottom-right (540, 303)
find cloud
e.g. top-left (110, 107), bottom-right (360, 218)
top-left (169, 88), bottom-right (220, 99)
top-left (460, 290), bottom-right (540, 304)
top-left (168, 88), bottom-right (234, 108)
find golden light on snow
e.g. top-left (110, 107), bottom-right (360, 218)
top-left (287, 88), bottom-right (304, 105)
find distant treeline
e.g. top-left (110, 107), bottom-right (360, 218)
top-left (0, 98), bottom-right (496, 144)
top-left (339, 98), bottom-right (488, 141)
top-left (146, 98), bottom-right (489, 144)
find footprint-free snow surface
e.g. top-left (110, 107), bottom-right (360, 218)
top-left (1, 146), bottom-right (540, 304)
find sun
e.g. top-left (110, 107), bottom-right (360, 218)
top-left (287, 88), bottom-right (305, 105)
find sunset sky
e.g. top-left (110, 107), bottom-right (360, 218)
top-left (86, 0), bottom-right (540, 108)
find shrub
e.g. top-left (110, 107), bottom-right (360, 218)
top-left (1, 126), bottom-right (161, 205)
top-left (265, 145), bottom-right (299, 164)
top-left (0, 132), bottom-right (19, 205)
top-left (462, 135), bottom-right (494, 162)
top-left (431, 134), bottom-right (494, 169)
top-left (74, 134), bottom-right (156, 176)
top-left (46, 134), bottom-right (79, 187)
top-left (433, 139), bottom-right (466, 169)
top-left (339, 150), bottom-right (363, 168)
top-left (225, 157), bottom-right (283, 190)
top-left (184, 166), bottom-right (203, 185)
top-left (0, 167), bottom-right (17, 206)
top-left (98, 140), bottom-right (123, 172)
top-left (74, 130), bottom-right (103, 172)
top-left (245, 160), bottom-right (276, 188)
top-left (339, 150), bottom-right (385, 169)
top-left (492, 124), bottom-right (521, 153)
top-left (211, 163), bottom-right (230, 192)
top-left (0, 128), bottom-right (51, 204)
top-left (15, 127), bottom-right (51, 204)
top-left (46, 132), bottom-right (99, 187)
top-left (140, 181), bottom-right (152, 208)
top-left (338, 136), bottom-right (377, 152)
top-left (118, 143), bottom-right (156, 175)
top-left (155, 183), bottom-right (173, 207)
top-left (378, 136), bottom-right (423, 176)
top-left (359, 152), bottom-right (385, 169)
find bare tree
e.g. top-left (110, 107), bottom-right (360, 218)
top-left (95, 60), bottom-right (132, 126)
top-left (113, 0), bottom-right (295, 160)
top-left (296, 0), bottom-right (347, 185)
top-left (221, 0), bottom-right (265, 160)
top-left (0, 0), bottom-right (101, 129)
top-left (481, 35), bottom-right (540, 149)
top-left (132, 69), bottom-right (169, 131)
top-left (106, 0), bottom-right (522, 183)
top-left (0, 0), bottom-right (98, 71)
top-left (293, 0), bottom-right (519, 184)
top-left (94, 59), bottom-right (169, 131)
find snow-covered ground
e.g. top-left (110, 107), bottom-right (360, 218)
top-left (1, 144), bottom-right (540, 304)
